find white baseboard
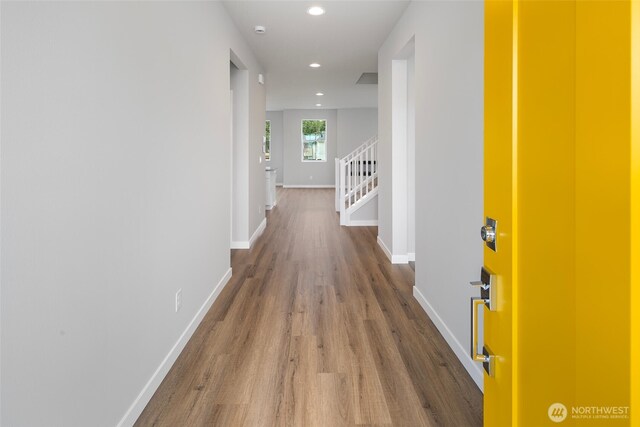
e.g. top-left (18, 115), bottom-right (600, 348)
top-left (412, 286), bottom-right (484, 391)
top-left (377, 236), bottom-right (393, 261)
top-left (282, 185), bottom-right (335, 189)
top-left (392, 254), bottom-right (409, 264)
top-left (249, 218), bottom-right (267, 247)
top-left (276, 182), bottom-right (283, 187)
top-left (230, 218), bottom-right (267, 249)
top-left (117, 267), bottom-right (234, 427)
top-left (408, 252), bottom-right (415, 262)
top-left (376, 236), bottom-right (409, 264)
top-left (231, 241), bottom-right (250, 249)
top-left (349, 220), bottom-right (378, 226)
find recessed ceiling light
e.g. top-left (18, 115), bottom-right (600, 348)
top-left (309, 63), bottom-right (321, 68)
top-left (307, 6), bottom-right (325, 16)
top-left (316, 103), bottom-right (322, 107)
top-left (316, 92), bottom-right (324, 96)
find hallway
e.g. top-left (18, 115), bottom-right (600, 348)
top-left (135, 189), bottom-right (482, 426)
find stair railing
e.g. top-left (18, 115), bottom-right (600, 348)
top-left (337, 136), bottom-right (378, 225)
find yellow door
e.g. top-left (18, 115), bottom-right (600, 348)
top-left (483, 1), bottom-right (639, 426)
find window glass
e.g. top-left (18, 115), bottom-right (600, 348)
top-left (301, 119), bottom-right (327, 162)
top-left (264, 120), bottom-right (271, 161)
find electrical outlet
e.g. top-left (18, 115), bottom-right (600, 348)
top-left (175, 289), bottom-right (182, 312)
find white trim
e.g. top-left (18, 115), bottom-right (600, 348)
top-left (276, 182), bottom-right (283, 187)
top-left (412, 286), bottom-right (484, 391)
top-left (408, 252), bottom-right (415, 262)
top-left (230, 240), bottom-right (250, 249)
top-left (349, 220), bottom-right (378, 226)
top-left (282, 185), bottom-right (335, 189)
top-left (117, 268), bottom-right (234, 427)
top-left (376, 236), bottom-right (409, 264)
top-left (345, 187), bottom-right (378, 216)
top-left (230, 218), bottom-right (267, 249)
top-left (249, 218), bottom-right (267, 247)
top-left (392, 254), bottom-right (409, 264)
top-left (377, 235), bottom-right (393, 261)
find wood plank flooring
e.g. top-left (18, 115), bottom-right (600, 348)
top-left (135, 188), bottom-right (482, 427)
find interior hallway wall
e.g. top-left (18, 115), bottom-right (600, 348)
top-left (1, 2), bottom-right (265, 425)
top-left (378, 1), bottom-right (485, 387)
top-left (336, 108), bottom-right (378, 158)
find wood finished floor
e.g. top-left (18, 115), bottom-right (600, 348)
top-left (135, 189), bottom-right (482, 427)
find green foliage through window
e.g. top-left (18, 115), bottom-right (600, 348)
top-left (264, 120), bottom-right (271, 161)
top-left (301, 119), bottom-right (327, 161)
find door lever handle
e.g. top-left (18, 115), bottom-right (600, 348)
top-left (469, 267), bottom-right (497, 377)
top-left (470, 297), bottom-right (495, 377)
top-left (470, 280), bottom-right (488, 289)
top-left (470, 297), bottom-right (489, 362)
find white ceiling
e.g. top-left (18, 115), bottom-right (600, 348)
top-left (222, 1), bottom-right (410, 111)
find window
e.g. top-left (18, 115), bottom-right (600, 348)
top-left (301, 119), bottom-right (327, 162)
top-left (264, 120), bottom-right (271, 161)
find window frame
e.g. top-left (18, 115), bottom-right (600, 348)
top-left (300, 119), bottom-right (328, 163)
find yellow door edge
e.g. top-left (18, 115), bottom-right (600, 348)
top-left (631, 1), bottom-right (640, 426)
top-left (511, 1), bottom-right (519, 425)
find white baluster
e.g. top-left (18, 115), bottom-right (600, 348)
top-left (347, 160), bottom-right (352, 208)
top-left (364, 148), bottom-right (368, 194)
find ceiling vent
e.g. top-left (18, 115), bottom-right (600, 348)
top-left (356, 73), bottom-right (378, 84)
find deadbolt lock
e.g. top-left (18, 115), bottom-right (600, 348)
top-left (481, 217), bottom-right (497, 251)
top-left (480, 225), bottom-right (495, 243)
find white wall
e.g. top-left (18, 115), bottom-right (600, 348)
top-left (266, 111), bottom-right (284, 184)
top-left (378, 1), bottom-right (484, 388)
top-left (407, 54), bottom-right (416, 258)
top-left (283, 109), bottom-right (337, 187)
top-left (336, 108), bottom-right (378, 158)
top-left (231, 64), bottom-right (250, 244)
top-left (1, 2), bottom-right (265, 426)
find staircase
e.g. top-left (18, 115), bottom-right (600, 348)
top-left (335, 136), bottom-right (379, 226)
